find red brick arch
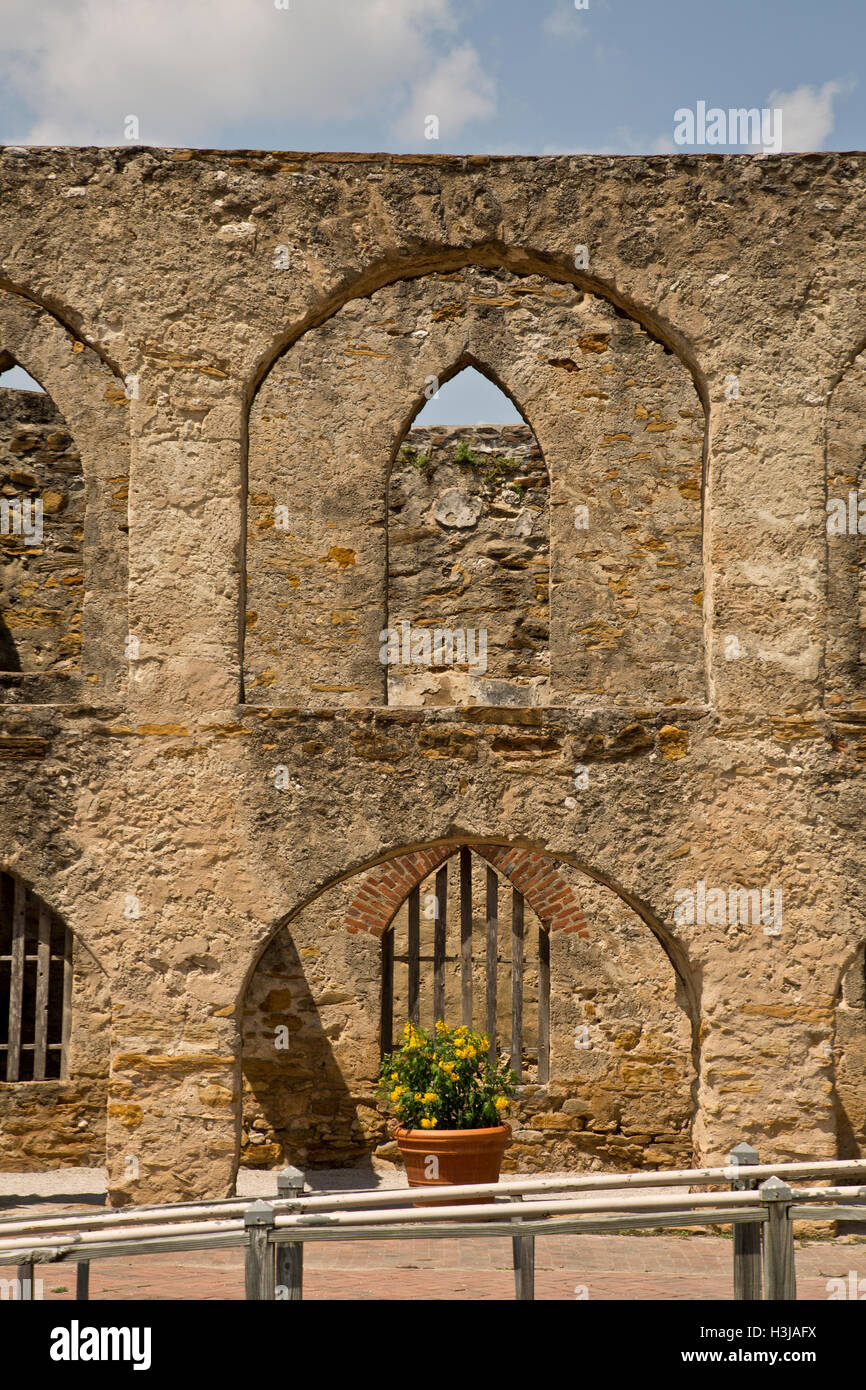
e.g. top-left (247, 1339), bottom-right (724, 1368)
top-left (344, 843), bottom-right (588, 939)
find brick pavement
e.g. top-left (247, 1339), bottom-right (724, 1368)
top-left (11, 1228), bottom-right (866, 1301)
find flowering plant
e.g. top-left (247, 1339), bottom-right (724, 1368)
top-left (379, 1020), bottom-right (518, 1130)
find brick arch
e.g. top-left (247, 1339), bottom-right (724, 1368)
top-left (344, 842), bottom-right (587, 939)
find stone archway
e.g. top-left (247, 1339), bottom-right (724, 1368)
top-left (239, 839), bottom-right (695, 1176)
top-left (0, 291), bottom-right (130, 702)
top-left (245, 264), bottom-right (705, 709)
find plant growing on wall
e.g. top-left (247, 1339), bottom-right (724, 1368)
top-left (379, 1020), bottom-right (517, 1130)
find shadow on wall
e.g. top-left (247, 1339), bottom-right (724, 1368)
top-left (0, 612), bottom-right (19, 670)
top-left (241, 927), bottom-right (381, 1170)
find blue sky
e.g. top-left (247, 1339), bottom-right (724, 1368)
top-left (1, 0), bottom-right (864, 417)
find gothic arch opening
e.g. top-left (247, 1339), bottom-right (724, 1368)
top-left (386, 360), bottom-right (550, 706)
top-left (0, 294), bottom-right (130, 703)
top-left (0, 357), bottom-right (85, 690)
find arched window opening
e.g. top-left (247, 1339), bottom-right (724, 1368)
top-left (387, 366), bottom-right (550, 708)
top-left (381, 847), bottom-right (550, 1083)
top-left (0, 363), bottom-right (85, 678)
top-left (0, 871), bottom-right (71, 1081)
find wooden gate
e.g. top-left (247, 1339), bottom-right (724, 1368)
top-left (380, 846), bottom-right (550, 1081)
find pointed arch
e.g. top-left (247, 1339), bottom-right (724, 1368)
top-left (0, 289), bottom-right (130, 699)
top-left (245, 261), bottom-right (705, 708)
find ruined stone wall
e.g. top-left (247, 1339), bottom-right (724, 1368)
top-left (0, 147), bottom-right (864, 1203)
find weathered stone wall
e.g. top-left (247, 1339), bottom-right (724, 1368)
top-left (0, 147), bottom-right (864, 1203)
top-left (0, 387), bottom-right (85, 677)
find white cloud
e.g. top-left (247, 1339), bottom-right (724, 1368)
top-left (392, 43), bottom-right (496, 143)
top-left (541, 5), bottom-right (590, 42)
top-left (0, 0), bottom-right (494, 146)
top-left (767, 79), bottom-right (852, 152)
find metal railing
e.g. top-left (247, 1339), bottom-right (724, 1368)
top-left (1, 1148), bottom-right (864, 1302)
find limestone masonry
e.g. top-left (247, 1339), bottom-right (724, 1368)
top-left (0, 146), bottom-right (864, 1203)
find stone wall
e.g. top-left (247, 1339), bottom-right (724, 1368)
top-left (0, 147), bottom-right (864, 1203)
top-left (0, 388), bottom-right (84, 679)
top-left (388, 424), bottom-right (549, 706)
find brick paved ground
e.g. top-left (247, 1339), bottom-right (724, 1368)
top-left (10, 1223), bottom-right (866, 1301)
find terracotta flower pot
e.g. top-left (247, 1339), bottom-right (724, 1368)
top-left (395, 1123), bottom-right (511, 1206)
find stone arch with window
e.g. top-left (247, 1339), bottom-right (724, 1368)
top-left (387, 358), bottom-right (550, 707)
top-left (245, 264), bottom-right (704, 709)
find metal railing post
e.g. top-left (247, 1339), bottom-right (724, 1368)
top-left (509, 1192), bottom-right (535, 1301)
top-left (730, 1142), bottom-right (762, 1301)
top-left (76, 1261), bottom-right (90, 1300)
top-left (16, 1261), bottom-right (34, 1301)
top-left (760, 1178), bottom-right (796, 1301)
top-left (244, 1200), bottom-right (276, 1301)
top-left (276, 1166), bottom-right (305, 1300)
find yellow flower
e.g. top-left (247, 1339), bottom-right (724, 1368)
top-left (422, 1092), bottom-right (437, 1104)
top-left (420, 1116), bottom-right (438, 1128)
top-left (495, 1096), bottom-right (509, 1111)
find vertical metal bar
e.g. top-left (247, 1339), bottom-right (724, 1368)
top-left (537, 924), bottom-right (550, 1085)
top-left (730, 1142), bottom-right (762, 1301)
top-left (460, 847), bottom-right (473, 1027)
top-left (761, 1179), bottom-right (796, 1301)
top-left (6, 878), bottom-right (26, 1082)
top-left (244, 1201), bottom-right (276, 1301)
top-left (276, 1167), bottom-right (305, 1301)
top-left (511, 1195), bottom-right (535, 1301)
top-left (380, 929), bottom-right (394, 1059)
top-left (76, 1261), bottom-right (90, 1300)
top-left (433, 865), bottom-right (447, 1024)
top-left (485, 868), bottom-right (498, 1063)
top-left (60, 925), bottom-right (73, 1080)
top-left (34, 905), bottom-right (51, 1081)
top-left (407, 885), bottom-right (420, 1026)
top-left (16, 1261), bottom-right (35, 1301)
top-left (511, 889), bottom-right (524, 1082)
